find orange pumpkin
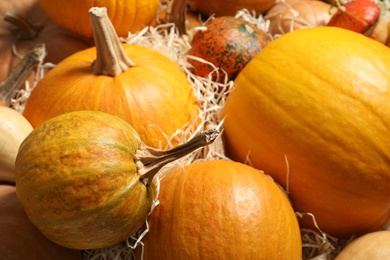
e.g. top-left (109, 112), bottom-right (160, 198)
top-left (222, 26), bottom-right (390, 238)
top-left (0, 0), bottom-right (93, 83)
top-left (335, 230), bottom-right (390, 259)
top-left (23, 7), bottom-right (200, 149)
top-left (0, 185), bottom-right (82, 259)
top-left (187, 0), bottom-right (276, 17)
top-left (38, 0), bottom-right (160, 38)
top-left (137, 160), bottom-right (302, 259)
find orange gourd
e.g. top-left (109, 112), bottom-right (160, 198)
top-left (138, 160), bottom-right (302, 259)
top-left (23, 7), bottom-right (200, 148)
top-left (187, 0), bottom-right (276, 17)
top-left (38, 0), bottom-right (160, 38)
top-left (223, 26), bottom-right (390, 238)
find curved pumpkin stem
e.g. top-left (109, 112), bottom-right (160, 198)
top-left (3, 12), bottom-right (43, 40)
top-left (169, 0), bottom-right (188, 36)
top-left (89, 7), bottom-right (135, 77)
top-left (0, 44), bottom-right (45, 107)
top-left (136, 129), bottom-right (220, 185)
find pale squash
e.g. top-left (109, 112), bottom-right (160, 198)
top-left (0, 107), bottom-right (33, 184)
top-left (335, 230), bottom-right (390, 259)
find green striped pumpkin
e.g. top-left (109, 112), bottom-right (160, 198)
top-left (15, 110), bottom-right (156, 250)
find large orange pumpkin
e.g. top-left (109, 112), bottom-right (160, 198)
top-left (137, 159), bottom-right (302, 259)
top-left (23, 7), bottom-right (200, 149)
top-left (38, 0), bottom-right (160, 38)
top-left (223, 26), bottom-right (390, 238)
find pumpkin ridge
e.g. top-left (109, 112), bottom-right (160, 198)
top-left (241, 58), bottom-right (390, 192)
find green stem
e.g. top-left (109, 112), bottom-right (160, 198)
top-left (136, 129), bottom-right (220, 185)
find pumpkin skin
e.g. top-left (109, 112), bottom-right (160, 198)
top-left (137, 160), bottom-right (302, 259)
top-left (38, 0), bottom-right (160, 38)
top-left (188, 0), bottom-right (276, 17)
top-left (335, 230), bottom-right (390, 259)
top-left (223, 26), bottom-right (390, 238)
top-left (22, 43), bottom-right (200, 148)
top-left (0, 185), bottom-right (82, 259)
top-left (188, 16), bottom-right (271, 83)
top-left (15, 110), bottom-right (157, 250)
top-left (0, 0), bottom-right (93, 83)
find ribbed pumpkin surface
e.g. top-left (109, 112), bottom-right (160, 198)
top-left (15, 111), bottom-right (157, 249)
top-left (23, 44), bottom-right (200, 148)
top-left (223, 26), bottom-right (390, 238)
top-left (138, 160), bottom-right (302, 259)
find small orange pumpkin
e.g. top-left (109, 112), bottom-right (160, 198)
top-left (137, 160), bottom-right (302, 259)
top-left (223, 26), bottom-right (390, 238)
top-left (23, 7), bottom-right (200, 148)
top-left (188, 16), bottom-right (271, 84)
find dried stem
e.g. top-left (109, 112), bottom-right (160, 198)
top-left (0, 44), bottom-right (46, 107)
top-left (169, 0), bottom-right (188, 35)
top-left (89, 7), bottom-right (136, 77)
top-left (136, 129), bottom-right (220, 185)
top-left (4, 12), bottom-right (43, 40)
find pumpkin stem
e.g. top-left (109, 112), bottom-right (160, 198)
top-left (136, 129), bottom-right (220, 185)
top-left (329, 0), bottom-right (346, 13)
top-left (4, 12), bottom-right (43, 40)
top-left (0, 44), bottom-right (46, 107)
top-left (169, 0), bottom-right (188, 36)
top-left (89, 7), bottom-right (136, 77)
